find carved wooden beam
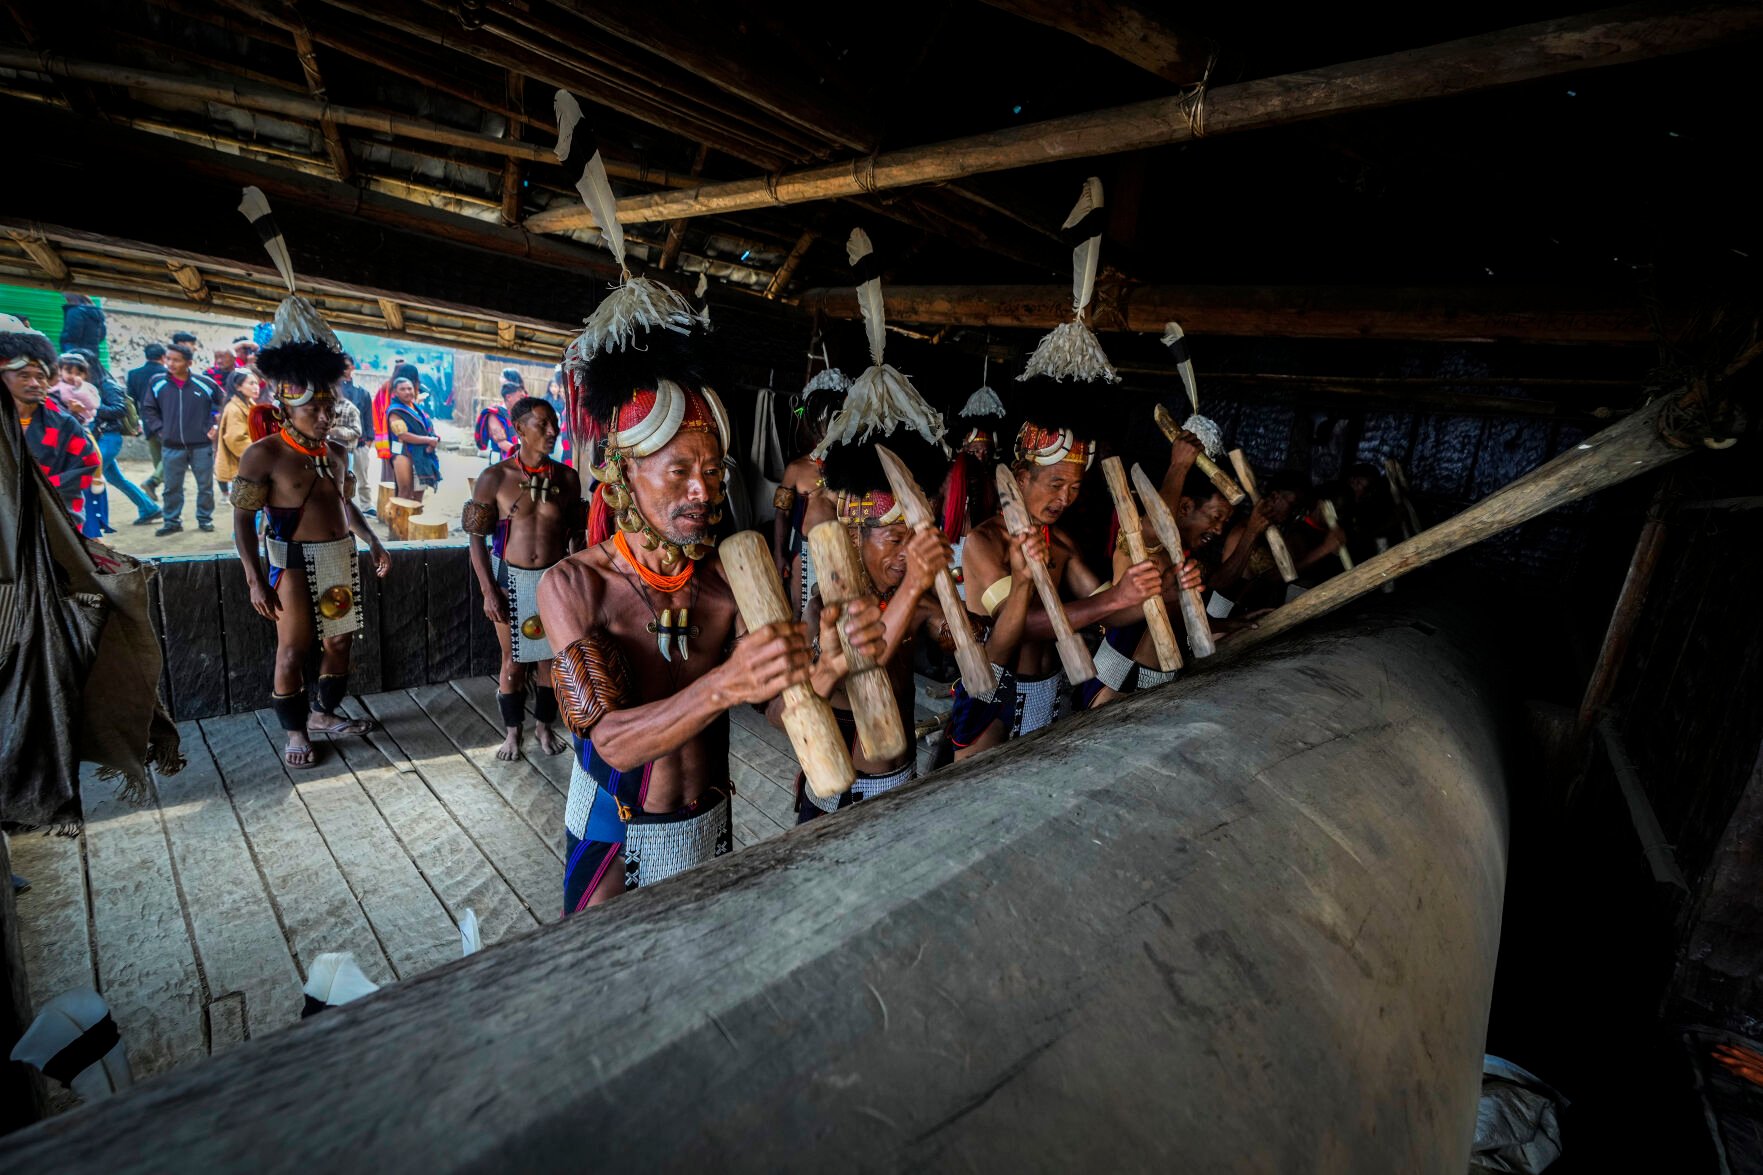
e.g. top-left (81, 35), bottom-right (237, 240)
top-left (377, 298), bottom-right (406, 332)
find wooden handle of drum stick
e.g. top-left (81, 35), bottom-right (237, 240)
top-left (1100, 459), bottom-right (1181, 672)
top-left (1319, 500), bottom-right (1354, 571)
top-left (719, 531), bottom-right (855, 800)
top-left (1130, 463), bottom-right (1216, 659)
top-left (994, 466), bottom-right (1097, 684)
top-left (872, 445), bottom-right (997, 701)
top-left (806, 521), bottom-right (907, 761)
top-left (1228, 449), bottom-right (1299, 583)
top-left (1153, 403), bottom-right (1246, 505)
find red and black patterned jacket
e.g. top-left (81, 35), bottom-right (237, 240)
top-left (22, 400), bottom-right (100, 522)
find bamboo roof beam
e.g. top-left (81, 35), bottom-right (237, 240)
top-left (799, 283), bottom-right (1664, 344)
top-left (527, 2), bottom-right (1763, 232)
top-left (977, 0), bottom-right (1210, 86)
top-left (764, 228), bottom-right (819, 300)
top-left (0, 47), bottom-right (570, 165)
top-left (658, 144), bottom-right (711, 271)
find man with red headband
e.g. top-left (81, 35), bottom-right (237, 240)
top-left (537, 323), bottom-right (885, 913)
top-left (463, 395), bottom-right (583, 762)
top-left (955, 404), bottom-right (1204, 758)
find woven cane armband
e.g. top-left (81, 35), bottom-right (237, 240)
top-left (553, 630), bottom-right (631, 734)
top-left (231, 476), bottom-right (269, 512)
top-left (461, 499), bottom-right (496, 536)
top-left (344, 470), bottom-right (358, 500)
top-left (772, 485), bottom-right (797, 510)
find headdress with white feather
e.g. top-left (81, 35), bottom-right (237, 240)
top-left (237, 186), bottom-right (344, 404)
top-left (1160, 320), bottom-right (1222, 457)
top-left (1017, 177), bottom-right (1118, 385)
top-left (554, 91), bottom-right (706, 362)
top-left (812, 229), bottom-right (946, 457)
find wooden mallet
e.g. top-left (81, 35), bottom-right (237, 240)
top-left (875, 445), bottom-right (997, 702)
top-left (1319, 499), bottom-right (1354, 571)
top-left (1384, 457), bottom-right (1423, 539)
top-left (1131, 462), bottom-right (1217, 659)
top-left (1100, 458), bottom-right (1181, 672)
top-left (994, 465), bottom-right (1097, 684)
top-left (1228, 449), bottom-right (1299, 584)
top-left (1154, 403), bottom-right (1245, 506)
top-left (806, 520), bottom-right (907, 761)
top-left (719, 530), bottom-right (855, 801)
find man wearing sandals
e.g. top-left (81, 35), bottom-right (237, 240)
top-left (229, 252), bottom-right (391, 768)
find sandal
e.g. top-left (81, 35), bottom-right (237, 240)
top-left (284, 744), bottom-right (318, 769)
top-left (307, 715), bottom-right (377, 737)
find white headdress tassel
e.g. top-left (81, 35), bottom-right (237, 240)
top-left (1018, 177), bottom-right (1119, 384)
top-left (555, 90), bottom-right (704, 357)
top-left (814, 228), bottom-right (945, 456)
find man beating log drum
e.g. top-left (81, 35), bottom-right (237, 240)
top-left (537, 317), bottom-right (885, 914)
top-left (462, 396), bottom-right (583, 761)
top-left (955, 404), bottom-right (1202, 758)
top-left (783, 428), bottom-right (1006, 821)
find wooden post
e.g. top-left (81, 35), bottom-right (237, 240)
top-left (994, 466), bottom-right (1098, 685)
top-left (1228, 450), bottom-right (1299, 583)
top-left (806, 521), bottom-right (908, 761)
top-left (526, 4), bottom-right (1763, 230)
top-left (875, 446), bottom-right (996, 701)
top-left (1132, 463), bottom-right (1216, 658)
top-left (1100, 459), bottom-right (1181, 672)
top-left (376, 482), bottom-right (396, 518)
top-left (1596, 715), bottom-right (1689, 890)
top-left (1384, 458), bottom-right (1423, 538)
top-left (1320, 500), bottom-right (1354, 571)
top-left (1575, 484), bottom-right (1671, 738)
top-left (1212, 390), bottom-right (1709, 661)
top-left (719, 532), bottom-right (854, 801)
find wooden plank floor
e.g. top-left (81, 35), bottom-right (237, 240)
top-left (8, 674), bottom-right (952, 1105)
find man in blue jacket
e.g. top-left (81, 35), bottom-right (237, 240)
top-left (142, 343), bottom-right (225, 536)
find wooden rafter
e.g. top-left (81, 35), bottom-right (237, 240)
top-left (527, 2), bottom-right (1763, 231)
top-left (763, 228), bottom-right (819, 300)
top-left (977, 0), bottom-right (1209, 85)
top-left (306, 0), bottom-right (791, 168)
top-left (799, 283), bottom-right (1666, 344)
top-left (658, 144), bottom-right (711, 271)
top-left (543, 0), bottom-right (874, 152)
top-left (501, 72), bottom-right (523, 227)
top-left (377, 299), bottom-right (406, 332)
top-left (287, 19), bottom-right (352, 179)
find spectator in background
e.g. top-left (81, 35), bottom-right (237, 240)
top-left (4, 315), bottom-right (99, 528)
top-left (373, 361), bottom-right (419, 491)
top-left (385, 374), bottom-right (441, 503)
top-left (474, 368), bottom-right (522, 466)
top-left (76, 346), bottom-right (159, 529)
top-left (127, 342), bottom-right (168, 501)
top-left (143, 343), bottom-right (225, 536)
top-left (215, 368), bottom-right (260, 501)
top-left (49, 351), bottom-right (99, 424)
top-left (57, 293), bottom-right (106, 354)
top-left (337, 354), bottom-right (376, 514)
top-left (205, 346), bottom-right (236, 387)
top-left (170, 330), bottom-right (199, 353)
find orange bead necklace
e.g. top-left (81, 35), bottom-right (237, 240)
top-left (614, 529), bottom-right (695, 593)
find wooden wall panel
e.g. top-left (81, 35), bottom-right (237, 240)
top-left (216, 557), bottom-right (277, 715)
top-left (155, 558), bottom-right (226, 720)
top-left (424, 545), bottom-right (473, 684)
top-left (378, 548), bottom-right (428, 689)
